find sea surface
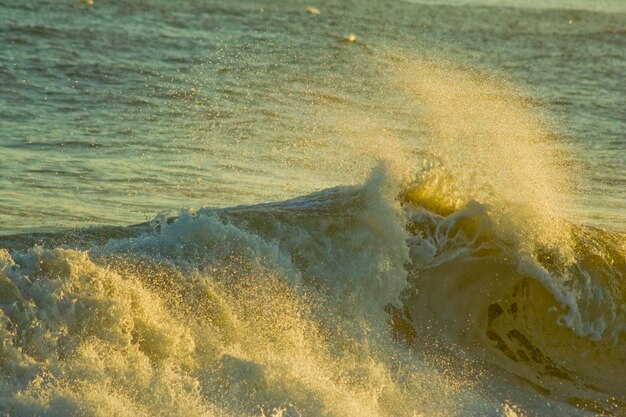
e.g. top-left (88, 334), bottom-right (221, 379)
top-left (0, 0), bottom-right (625, 416)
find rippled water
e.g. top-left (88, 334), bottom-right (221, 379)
top-left (1, 0), bottom-right (624, 233)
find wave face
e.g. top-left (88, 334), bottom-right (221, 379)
top-left (0, 167), bottom-right (624, 416)
top-left (402, 197), bottom-right (626, 414)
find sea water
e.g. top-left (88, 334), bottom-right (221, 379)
top-left (0, 0), bottom-right (624, 416)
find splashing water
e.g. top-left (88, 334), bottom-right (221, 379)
top-left (0, 1), bottom-right (625, 414)
top-left (383, 55), bottom-right (573, 252)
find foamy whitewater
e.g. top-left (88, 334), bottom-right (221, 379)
top-left (1, 0), bottom-right (625, 416)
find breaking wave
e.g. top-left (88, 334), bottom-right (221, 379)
top-left (0, 54), bottom-right (624, 416)
top-left (1, 166), bottom-right (624, 416)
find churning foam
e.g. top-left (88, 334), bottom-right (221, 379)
top-left (0, 170), bottom-right (501, 416)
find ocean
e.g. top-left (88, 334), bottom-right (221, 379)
top-left (0, 0), bottom-right (624, 415)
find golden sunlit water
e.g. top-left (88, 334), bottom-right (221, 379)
top-left (1, 1), bottom-right (625, 416)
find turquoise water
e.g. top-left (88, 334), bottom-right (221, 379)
top-left (0, 1), bottom-right (625, 416)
